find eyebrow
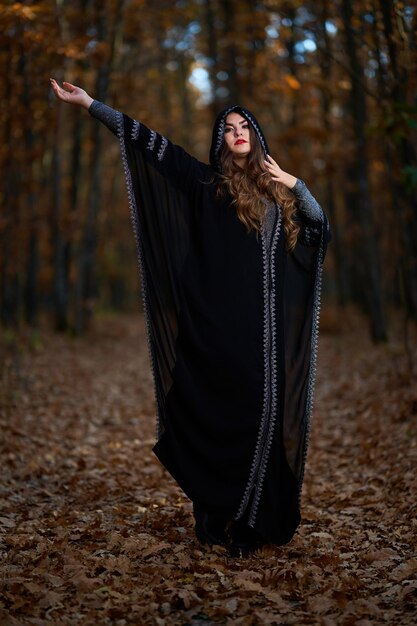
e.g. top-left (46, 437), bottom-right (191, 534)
top-left (225, 120), bottom-right (248, 127)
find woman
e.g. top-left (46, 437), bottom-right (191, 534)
top-left (50, 78), bottom-right (331, 557)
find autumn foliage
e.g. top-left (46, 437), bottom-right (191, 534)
top-left (0, 1), bottom-right (416, 338)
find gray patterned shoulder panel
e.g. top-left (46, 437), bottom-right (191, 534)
top-left (88, 100), bottom-right (119, 135)
top-left (292, 179), bottom-right (324, 222)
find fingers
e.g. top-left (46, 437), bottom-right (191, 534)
top-left (264, 154), bottom-right (282, 181)
top-left (265, 154), bottom-right (278, 166)
top-left (49, 78), bottom-right (73, 94)
top-left (263, 155), bottom-right (283, 183)
top-left (49, 78), bottom-right (61, 95)
top-left (264, 160), bottom-right (277, 172)
top-left (49, 79), bottom-right (60, 98)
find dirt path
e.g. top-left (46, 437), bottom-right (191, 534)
top-left (1, 313), bottom-right (416, 625)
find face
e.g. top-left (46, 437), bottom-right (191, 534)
top-left (223, 112), bottom-right (251, 161)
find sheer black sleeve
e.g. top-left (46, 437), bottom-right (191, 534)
top-left (88, 100), bottom-right (211, 192)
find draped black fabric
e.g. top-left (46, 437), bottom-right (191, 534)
top-left (115, 106), bottom-right (330, 545)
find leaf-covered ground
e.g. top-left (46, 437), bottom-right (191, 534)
top-left (1, 312), bottom-right (416, 625)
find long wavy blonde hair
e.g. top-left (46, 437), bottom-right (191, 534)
top-left (217, 123), bottom-right (299, 250)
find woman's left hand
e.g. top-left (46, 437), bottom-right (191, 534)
top-left (264, 155), bottom-right (297, 189)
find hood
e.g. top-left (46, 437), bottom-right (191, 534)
top-left (209, 105), bottom-right (270, 174)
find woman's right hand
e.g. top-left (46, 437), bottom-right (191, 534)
top-left (49, 78), bottom-right (94, 110)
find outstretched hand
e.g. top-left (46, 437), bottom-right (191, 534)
top-left (264, 154), bottom-right (297, 189)
top-left (49, 78), bottom-right (93, 110)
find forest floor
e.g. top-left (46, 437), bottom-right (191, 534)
top-left (1, 309), bottom-right (416, 626)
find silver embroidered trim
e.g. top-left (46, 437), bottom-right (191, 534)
top-left (214, 106), bottom-right (235, 168)
top-left (131, 119), bottom-right (140, 141)
top-left (234, 207), bottom-right (282, 524)
top-left (297, 228), bottom-right (325, 504)
top-left (243, 112), bottom-right (267, 154)
top-left (248, 211), bottom-right (282, 525)
top-left (157, 136), bottom-right (168, 162)
top-left (147, 129), bottom-right (157, 151)
top-left (116, 112), bottom-right (162, 440)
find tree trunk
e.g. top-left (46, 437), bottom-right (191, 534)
top-left (177, 53), bottom-right (193, 151)
top-left (242, 0), bottom-right (266, 102)
top-left (75, 0), bottom-right (124, 333)
top-left (378, 0), bottom-right (417, 320)
top-left (317, 0), bottom-right (349, 306)
top-left (0, 40), bottom-right (20, 326)
top-left (204, 0), bottom-right (222, 118)
top-left (220, 0), bottom-right (240, 103)
top-left (283, 3), bottom-right (299, 130)
top-left (21, 49), bottom-right (40, 326)
top-left (51, 104), bottom-right (68, 331)
top-left (51, 0), bottom-right (73, 331)
top-left (341, 0), bottom-right (387, 341)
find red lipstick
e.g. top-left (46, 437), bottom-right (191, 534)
top-left (235, 139), bottom-right (247, 145)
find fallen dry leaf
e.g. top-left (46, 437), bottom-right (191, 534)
top-left (1, 312), bottom-right (416, 624)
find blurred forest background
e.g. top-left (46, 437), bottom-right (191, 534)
top-left (0, 0), bottom-right (416, 342)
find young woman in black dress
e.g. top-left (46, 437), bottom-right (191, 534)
top-left (50, 78), bottom-right (330, 557)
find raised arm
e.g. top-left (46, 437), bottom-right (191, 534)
top-left (49, 78), bottom-right (211, 191)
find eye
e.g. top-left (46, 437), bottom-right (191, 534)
top-left (242, 123), bottom-right (249, 129)
top-left (224, 127), bottom-right (231, 134)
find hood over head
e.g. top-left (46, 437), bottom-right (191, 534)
top-left (209, 105), bottom-right (270, 174)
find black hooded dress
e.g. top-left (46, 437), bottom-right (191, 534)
top-left (89, 101), bottom-right (331, 545)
